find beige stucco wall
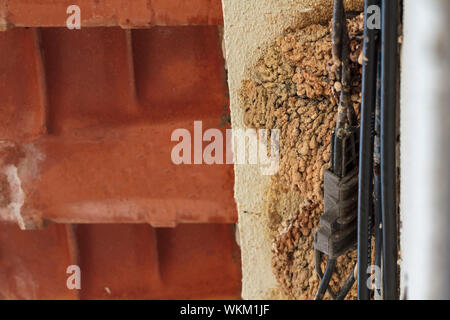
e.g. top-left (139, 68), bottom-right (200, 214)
top-left (222, 0), bottom-right (363, 299)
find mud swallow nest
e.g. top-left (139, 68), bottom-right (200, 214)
top-left (239, 13), bottom-right (364, 300)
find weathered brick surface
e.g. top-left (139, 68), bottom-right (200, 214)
top-left (0, 13), bottom-right (240, 299)
top-left (1, 0), bottom-right (223, 29)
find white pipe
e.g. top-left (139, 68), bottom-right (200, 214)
top-left (401, 0), bottom-right (450, 299)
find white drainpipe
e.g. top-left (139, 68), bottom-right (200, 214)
top-left (401, 0), bottom-right (450, 299)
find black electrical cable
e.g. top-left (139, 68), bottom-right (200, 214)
top-left (315, 0), bottom-right (363, 300)
top-left (373, 171), bottom-right (382, 297)
top-left (336, 264), bottom-right (357, 300)
top-left (314, 249), bottom-right (337, 299)
top-left (331, 0), bottom-right (345, 66)
top-left (332, 0), bottom-right (357, 175)
top-left (316, 248), bottom-right (358, 300)
top-left (331, 0), bottom-right (347, 178)
top-left (315, 0), bottom-right (346, 301)
top-left (380, 0), bottom-right (399, 300)
top-left (373, 48), bottom-right (383, 299)
top-left (357, 0), bottom-right (380, 300)
top-left (314, 258), bottom-right (337, 300)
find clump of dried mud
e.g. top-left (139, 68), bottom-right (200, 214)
top-left (239, 13), bottom-right (364, 300)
